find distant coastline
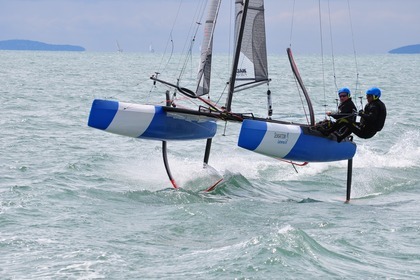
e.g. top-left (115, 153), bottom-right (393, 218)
top-left (388, 44), bottom-right (420, 54)
top-left (0, 39), bottom-right (85, 51)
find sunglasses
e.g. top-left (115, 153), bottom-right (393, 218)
top-left (339, 94), bottom-right (348, 98)
top-left (366, 94), bottom-right (373, 98)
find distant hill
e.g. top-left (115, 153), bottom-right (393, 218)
top-left (0, 39), bottom-right (85, 51)
top-left (388, 44), bottom-right (420, 54)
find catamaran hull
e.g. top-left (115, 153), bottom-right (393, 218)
top-left (238, 119), bottom-right (356, 162)
top-left (88, 99), bottom-right (217, 141)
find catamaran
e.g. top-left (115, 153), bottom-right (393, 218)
top-left (88, 0), bottom-right (357, 201)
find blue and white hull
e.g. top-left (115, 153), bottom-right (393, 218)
top-left (238, 119), bottom-right (356, 162)
top-left (88, 99), bottom-right (217, 141)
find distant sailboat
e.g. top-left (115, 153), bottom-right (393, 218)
top-left (116, 40), bottom-right (123, 53)
top-left (149, 42), bottom-right (155, 53)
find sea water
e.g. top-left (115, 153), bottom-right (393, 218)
top-left (0, 51), bottom-right (419, 279)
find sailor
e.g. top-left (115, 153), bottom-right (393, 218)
top-left (317, 87), bottom-right (357, 134)
top-left (327, 87), bottom-right (357, 120)
top-left (326, 87), bottom-right (387, 142)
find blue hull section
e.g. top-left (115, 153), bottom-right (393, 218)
top-left (88, 99), bottom-right (119, 130)
top-left (238, 119), bottom-right (356, 162)
top-left (88, 99), bottom-right (217, 141)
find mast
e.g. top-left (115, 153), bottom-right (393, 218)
top-left (287, 47), bottom-right (315, 125)
top-left (226, 0), bottom-right (249, 112)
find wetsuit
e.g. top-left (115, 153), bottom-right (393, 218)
top-left (329, 98), bottom-right (386, 141)
top-left (330, 98), bottom-right (357, 121)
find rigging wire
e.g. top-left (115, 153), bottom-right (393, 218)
top-left (325, 0), bottom-right (362, 111)
top-left (327, 0), bottom-right (338, 92)
top-left (318, 0), bottom-right (327, 115)
top-left (153, 0), bottom-right (207, 89)
top-left (288, 0), bottom-right (296, 47)
top-left (158, 0), bottom-right (183, 74)
top-left (148, 1), bottom-right (182, 100)
top-left (177, 21), bottom-right (201, 82)
top-left (293, 78), bottom-right (311, 125)
top-left (288, 0), bottom-right (310, 125)
top-left (150, 0), bottom-right (210, 110)
top-left (177, 0), bottom-right (207, 81)
top-left (346, 0), bottom-right (361, 108)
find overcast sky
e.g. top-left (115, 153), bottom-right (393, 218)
top-left (1, 0), bottom-right (419, 54)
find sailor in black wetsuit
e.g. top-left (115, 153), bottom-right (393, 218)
top-left (326, 87), bottom-right (387, 142)
top-left (317, 87), bottom-right (356, 134)
top-left (327, 87), bottom-right (357, 121)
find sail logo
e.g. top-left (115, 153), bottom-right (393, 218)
top-left (274, 132), bottom-right (288, 144)
top-left (236, 68), bottom-right (247, 76)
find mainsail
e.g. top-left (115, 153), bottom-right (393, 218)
top-left (226, 0), bottom-right (269, 111)
top-left (196, 0), bottom-right (222, 96)
top-left (234, 0), bottom-right (269, 90)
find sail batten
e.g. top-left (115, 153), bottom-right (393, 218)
top-left (196, 0), bottom-right (222, 97)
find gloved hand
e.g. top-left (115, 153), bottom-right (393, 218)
top-left (358, 110), bottom-right (365, 117)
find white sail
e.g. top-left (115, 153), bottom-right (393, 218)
top-left (196, 0), bottom-right (222, 96)
top-left (116, 40), bottom-right (123, 53)
top-left (234, 0), bottom-right (269, 91)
